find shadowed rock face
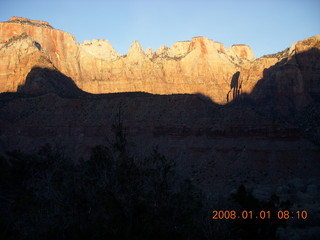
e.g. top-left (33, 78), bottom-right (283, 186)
top-left (0, 17), bottom-right (319, 157)
top-left (239, 36), bottom-right (320, 100)
top-left (241, 41), bottom-right (320, 111)
top-left (18, 67), bottom-right (87, 97)
top-left (0, 52), bottom-right (319, 185)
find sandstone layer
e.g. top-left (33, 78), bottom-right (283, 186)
top-left (0, 17), bottom-right (256, 104)
top-left (0, 16), bottom-right (319, 106)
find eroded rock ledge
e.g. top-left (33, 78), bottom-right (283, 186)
top-left (8, 16), bottom-right (53, 28)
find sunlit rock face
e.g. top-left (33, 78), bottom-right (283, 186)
top-left (0, 33), bottom-right (54, 93)
top-left (79, 39), bottom-right (121, 61)
top-left (0, 17), bottom-right (319, 105)
top-left (228, 44), bottom-right (255, 62)
top-left (8, 16), bottom-right (51, 26)
top-left (0, 17), bottom-right (81, 90)
top-left (75, 35), bottom-right (244, 103)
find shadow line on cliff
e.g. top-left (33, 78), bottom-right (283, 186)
top-left (228, 48), bottom-right (320, 110)
top-left (16, 67), bottom-right (89, 98)
top-left (225, 48), bottom-right (320, 145)
top-left (3, 48), bottom-right (320, 123)
top-left (227, 71), bottom-right (240, 102)
top-left (3, 67), bottom-right (222, 105)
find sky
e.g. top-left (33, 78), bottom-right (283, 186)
top-left (0, 0), bottom-right (319, 58)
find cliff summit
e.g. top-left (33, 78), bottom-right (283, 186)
top-left (8, 16), bottom-right (52, 28)
top-left (0, 17), bottom-right (319, 106)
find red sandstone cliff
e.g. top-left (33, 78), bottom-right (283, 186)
top-left (0, 17), bottom-right (252, 103)
top-left (0, 17), bottom-right (319, 105)
top-left (0, 17), bottom-right (80, 91)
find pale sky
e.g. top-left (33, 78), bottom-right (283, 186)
top-left (1, 0), bottom-right (319, 58)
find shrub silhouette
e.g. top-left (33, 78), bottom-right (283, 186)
top-left (0, 111), bottom-right (204, 240)
top-left (231, 184), bottom-right (292, 240)
top-left (0, 109), bottom-right (296, 239)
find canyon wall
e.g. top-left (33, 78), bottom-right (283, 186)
top-left (1, 17), bottom-right (319, 105)
top-left (1, 17), bottom-right (320, 106)
top-left (0, 17), bottom-right (256, 103)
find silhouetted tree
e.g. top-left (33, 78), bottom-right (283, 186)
top-left (231, 185), bottom-right (292, 240)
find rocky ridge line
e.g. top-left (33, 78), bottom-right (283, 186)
top-left (0, 17), bottom-right (319, 105)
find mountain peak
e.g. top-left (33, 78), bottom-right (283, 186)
top-left (1, 16), bottom-right (319, 105)
top-left (80, 39), bottom-right (120, 61)
top-left (228, 44), bottom-right (255, 61)
top-left (127, 41), bottom-right (145, 60)
top-left (8, 16), bottom-right (52, 28)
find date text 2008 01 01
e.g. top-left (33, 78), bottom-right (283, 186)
top-left (212, 210), bottom-right (308, 220)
